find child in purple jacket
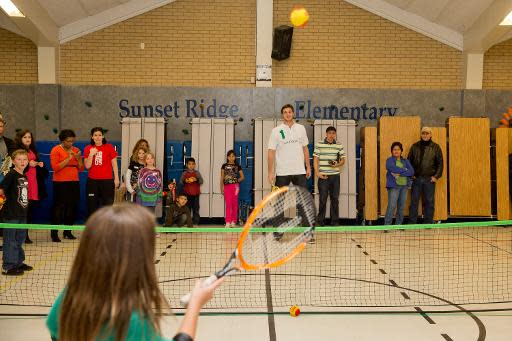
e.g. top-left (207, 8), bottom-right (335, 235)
top-left (384, 142), bottom-right (414, 225)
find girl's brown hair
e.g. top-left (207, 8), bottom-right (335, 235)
top-left (59, 203), bottom-right (168, 341)
top-left (14, 129), bottom-right (38, 155)
top-left (130, 146), bottom-right (148, 163)
top-left (132, 139), bottom-right (150, 155)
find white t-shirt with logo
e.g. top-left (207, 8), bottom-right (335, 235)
top-left (268, 123), bottom-right (308, 176)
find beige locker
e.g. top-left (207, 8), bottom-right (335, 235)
top-left (313, 120), bottom-right (357, 219)
top-left (191, 118), bottom-right (235, 218)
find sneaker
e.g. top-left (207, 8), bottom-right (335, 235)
top-left (63, 232), bottom-right (77, 240)
top-left (2, 268), bottom-right (24, 276)
top-left (308, 237), bottom-right (316, 244)
top-left (273, 232), bottom-right (283, 241)
top-left (225, 223), bottom-right (231, 228)
top-left (52, 237), bottom-right (62, 243)
top-left (18, 263), bottom-right (33, 271)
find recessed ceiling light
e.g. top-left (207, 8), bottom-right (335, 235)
top-left (0, 0), bottom-right (24, 18)
top-left (500, 11), bottom-right (512, 26)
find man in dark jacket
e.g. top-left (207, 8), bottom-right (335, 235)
top-left (0, 114), bottom-right (17, 176)
top-left (407, 127), bottom-right (443, 224)
top-left (0, 113), bottom-right (17, 245)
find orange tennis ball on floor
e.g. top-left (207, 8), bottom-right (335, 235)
top-left (289, 305), bottom-right (300, 317)
top-left (289, 7), bottom-right (309, 28)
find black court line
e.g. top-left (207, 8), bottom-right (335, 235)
top-left (441, 334), bottom-right (454, 341)
top-left (262, 234), bottom-right (277, 341)
top-left (363, 251), bottom-right (369, 256)
top-left (265, 269), bottom-right (277, 341)
top-left (155, 240), bottom-right (176, 265)
top-left (400, 292), bottom-right (410, 300)
top-left (379, 269), bottom-right (387, 274)
top-left (464, 233), bottom-right (512, 255)
top-left (414, 307), bottom-right (436, 324)
top-left (350, 236), bottom-right (487, 340)
top-left (389, 279), bottom-right (398, 287)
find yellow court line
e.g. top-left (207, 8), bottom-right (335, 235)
top-left (0, 244), bottom-right (76, 294)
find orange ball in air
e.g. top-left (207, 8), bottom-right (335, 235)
top-left (290, 7), bottom-right (309, 28)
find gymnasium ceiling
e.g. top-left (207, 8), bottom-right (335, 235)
top-left (1, 0), bottom-right (511, 51)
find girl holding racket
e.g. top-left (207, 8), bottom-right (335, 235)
top-left (47, 203), bottom-right (223, 341)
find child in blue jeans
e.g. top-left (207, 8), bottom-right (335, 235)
top-left (0, 149), bottom-right (33, 276)
top-left (384, 142), bottom-right (414, 225)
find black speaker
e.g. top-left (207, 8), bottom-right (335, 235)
top-left (271, 25), bottom-right (293, 61)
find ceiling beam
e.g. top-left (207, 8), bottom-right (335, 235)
top-left (344, 0), bottom-right (463, 50)
top-left (496, 30), bottom-right (512, 45)
top-left (59, 0), bottom-right (175, 44)
top-left (3, 0), bottom-right (59, 46)
top-left (463, 0), bottom-right (512, 52)
top-left (0, 9), bottom-right (24, 37)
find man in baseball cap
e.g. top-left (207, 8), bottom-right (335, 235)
top-left (407, 126), bottom-right (443, 224)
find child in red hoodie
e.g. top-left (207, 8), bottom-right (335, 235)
top-left (180, 157), bottom-right (203, 225)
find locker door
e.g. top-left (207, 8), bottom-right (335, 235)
top-left (254, 119), bottom-right (264, 205)
top-left (192, 118), bottom-right (212, 218)
top-left (191, 118), bottom-right (234, 218)
top-left (121, 118), bottom-right (165, 179)
top-left (141, 118), bottom-right (166, 170)
top-left (313, 119), bottom-right (357, 220)
top-left (345, 121), bottom-right (357, 219)
top-left (211, 119), bottom-right (235, 217)
top-left (253, 118), bottom-right (279, 204)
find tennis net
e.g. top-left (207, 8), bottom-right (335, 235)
top-left (0, 222), bottom-right (511, 314)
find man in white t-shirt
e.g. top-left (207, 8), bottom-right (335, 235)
top-left (268, 104), bottom-right (312, 240)
top-left (268, 104), bottom-right (311, 189)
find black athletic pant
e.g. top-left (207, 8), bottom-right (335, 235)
top-left (52, 181), bottom-right (80, 238)
top-left (87, 179), bottom-right (115, 217)
top-left (273, 174), bottom-right (309, 237)
top-left (316, 174), bottom-right (340, 226)
top-left (186, 195), bottom-right (200, 225)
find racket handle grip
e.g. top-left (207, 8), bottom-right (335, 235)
top-left (180, 274), bottom-right (219, 307)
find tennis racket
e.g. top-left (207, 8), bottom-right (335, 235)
top-left (180, 184), bottom-right (316, 306)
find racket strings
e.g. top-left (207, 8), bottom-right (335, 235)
top-left (241, 186), bottom-right (316, 267)
top-left (242, 233), bottom-right (308, 265)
